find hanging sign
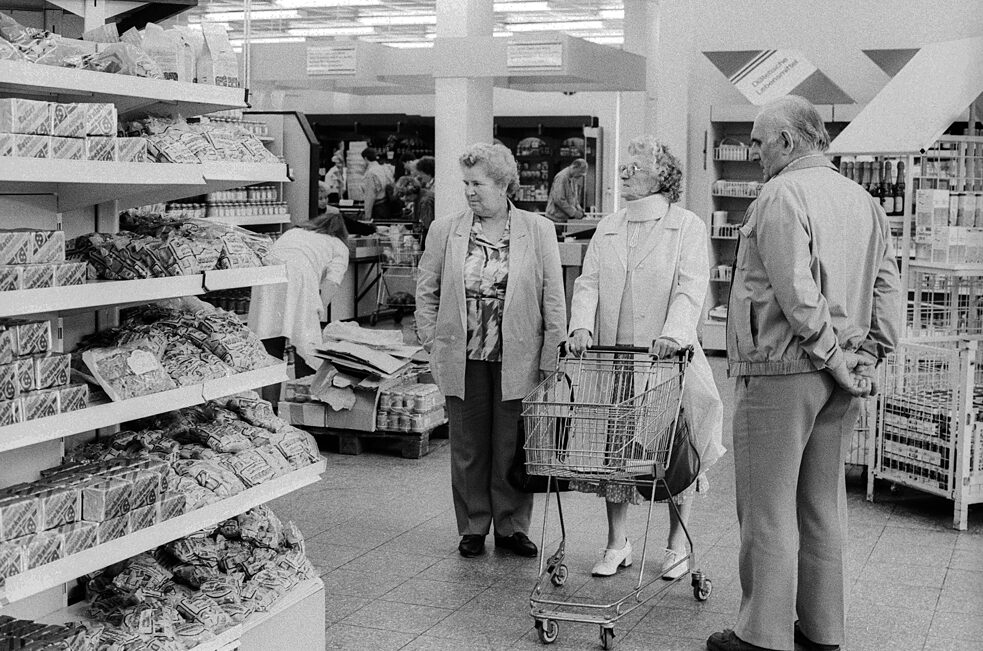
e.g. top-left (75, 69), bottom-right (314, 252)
top-left (729, 49), bottom-right (818, 105)
top-left (307, 45), bottom-right (357, 76)
top-left (507, 41), bottom-right (563, 70)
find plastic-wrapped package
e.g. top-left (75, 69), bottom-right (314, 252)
top-left (191, 422), bottom-right (253, 454)
top-left (275, 427), bottom-right (321, 469)
top-left (198, 574), bottom-right (241, 605)
top-left (172, 459), bottom-right (245, 498)
top-left (176, 592), bottom-right (231, 630)
top-left (238, 507), bottom-right (283, 550)
top-left (223, 450), bottom-right (275, 488)
top-left (223, 392), bottom-right (285, 433)
top-left (82, 343), bottom-right (177, 401)
top-left (81, 42), bottom-right (163, 78)
top-left (0, 37), bottom-right (23, 61)
top-left (173, 621), bottom-right (214, 648)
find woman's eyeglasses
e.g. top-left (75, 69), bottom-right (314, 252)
top-left (618, 163), bottom-right (644, 178)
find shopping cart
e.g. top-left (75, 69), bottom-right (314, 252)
top-left (521, 345), bottom-right (712, 648)
top-left (369, 238), bottom-right (421, 325)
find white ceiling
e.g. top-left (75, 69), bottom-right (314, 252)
top-left (182, 0), bottom-right (625, 49)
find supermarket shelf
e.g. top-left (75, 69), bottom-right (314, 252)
top-left (0, 460), bottom-right (325, 607)
top-left (0, 267), bottom-right (285, 318)
top-left (909, 262), bottom-right (983, 276)
top-left (201, 162), bottom-right (291, 187)
top-left (0, 60), bottom-right (247, 120)
top-left (209, 213), bottom-right (292, 227)
top-left (0, 362), bottom-right (287, 455)
top-left (0, 159), bottom-right (204, 212)
top-left (204, 266), bottom-right (287, 292)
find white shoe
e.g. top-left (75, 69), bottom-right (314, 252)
top-left (660, 547), bottom-right (688, 580)
top-left (591, 539), bottom-right (633, 577)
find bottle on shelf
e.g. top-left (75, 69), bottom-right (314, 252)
top-left (857, 161), bottom-right (869, 192)
top-left (869, 160), bottom-right (883, 206)
top-left (842, 160), bottom-right (854, 183)
top-left (881, 160), bottom-right (893, 215)
top-left (894, 161), bottom-right (906, 217)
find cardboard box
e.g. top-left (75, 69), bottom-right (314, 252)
top-left (0, 398), bottom-right (19, 426)
top-left (49, 136), bottom-right (85, 160)
top-left (58, 384), bottom-right (87, 413)
top-left (116, 137), bottom-right (147, 163)
top-left (0, 363), bottom-right (15, 401)
top-left (35, 354), bottom-right (70, 390)
top-left (0, 231), bottom-right (31, 266)
top-left (11, 134), bottom-right (49, 159)
top-left (84, 136), bottom-right (116, 162)
top-left (0, 266), bottom-right (21, 292)
top-left (0, 329), bottom-right (12, 365)
top-left (915, 189), bottom-right (951, 233)
top-left (279, 379), bottom-right (395, 432)
top-left (930, 226), bottom-right (968, 264)
top-left (54, 262), bottom-right (86, 287)
top-left (51, 103), bottom-right (87, 139)
top-left (21, 389), bottom-right (59, 421)
top-left (14, 359), bottom-right (35, 393)
top-left (20, 264), bottom-right (54, 290)
top-left (84, 103), bottom-right (117, 137)
top-left (0, 99), bottom-right (51, 135)
top-left (2, 320), bottom-right (50, 357)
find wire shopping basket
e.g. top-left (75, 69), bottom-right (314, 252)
top-left (522, 346), bottom-right (687, 483)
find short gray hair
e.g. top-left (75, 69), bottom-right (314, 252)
top-left (762, 95), bottom-right (831, 152)
top-left (459, 143), bottom-right (519, 194)
top-left (627, 136), bottom-right (683, 203)
top-left (569, 158), bottom-right (588, 172)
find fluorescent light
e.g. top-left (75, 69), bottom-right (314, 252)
top-left (358, 14), bottom-right (437, 26)
top-left (598, 9), bottom-right (624, 20)
top-left (230, 36), bottom-right (306, 45)
top-left (494, 1), bottom-right (550, 11)
top-left (508, 20), bottom-right (604, 31)
top-left (382, 42), bottom-right (435, 49)
top-left (275, 0), bottom-right (381, 7)
top-left (585, 36), bottom-right (624, 45)
top-left (204, 9), bottom-right (300, 21)
top-left (494, 29), bottom-right (513, 38)
top-left (288, 26), bottom-right (376, 36)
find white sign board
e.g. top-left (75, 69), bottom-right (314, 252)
top-left (307, 45), bottom-right (357, 76)
top-left (507, 41), bottom-right (563, 70)
top-left (730, 49), bottom-right (817, 106)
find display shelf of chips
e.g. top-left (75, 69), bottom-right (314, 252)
top-left (0, 362), bottom-right (286, 456)
top-left (0, 460), bottom-right (324, 606)
top-left (0, 59), bottom-right (246, 121)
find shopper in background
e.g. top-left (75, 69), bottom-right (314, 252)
top-left (566, 137), bottom-right (725, 580)
top-left (360, 147), bottom-right (395, 222)
top-left (545, 157), bottom-right (587, 225)
top-left (415, 142), bottom-right (566, 559)
top-left (320, 182), bottom-right (375, 237)
top-left (412, 155), bottom-right (436, 247)
top-left (707, 96), bottom-right (901, 651)
top-left (393, 175), bottom-right (422, 221)
top-left (324, 151), bottom-right (346, 204)
top-left (248, 208), bottom-right (350, 403)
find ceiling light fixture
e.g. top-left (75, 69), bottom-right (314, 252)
top-left (598, 9), bottom-right (625, 20)
top-left (508, 20), bottom-right (604, 32)
top-left (494, 2), bottom-right (550, 11)
top-left (358, 15), bottom-right (437, 26)
top-left (204, 9), bottom-right (300, 21)
top-left (586, 36), bottom-right (624, 45)
top-left (382, 42), bottom-right (435, 49)
top-left (275, 0), bottom-right (381, 8)
top-left (288, 26), bottom-right (376, 36)
top-left (230, 36), bottom-right (306, 45)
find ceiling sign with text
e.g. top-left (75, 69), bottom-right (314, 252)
top-left (507, 41), bottom-right (563, 70)
top-left (704, 49), bottom-right (854, 105)
top-left (307, 45), bottom-right (357, 76)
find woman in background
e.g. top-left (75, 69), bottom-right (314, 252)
top-left (249, 209), bottom-right (350, 401)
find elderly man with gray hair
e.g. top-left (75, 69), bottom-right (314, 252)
top-left (707, 96), bottom-right (901, 651)
top-left (545, 157), bottom-right (588, 224)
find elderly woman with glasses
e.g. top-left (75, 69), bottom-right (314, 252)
top-left (566, 136), bottom-right (726, 580)
top-left (416, 142), bottom-right (567, 559)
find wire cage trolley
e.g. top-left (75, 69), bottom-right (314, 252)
top-left (370, 238), bottom-right (421, 325)
top-left (521, 346), bottom-right (712, 648)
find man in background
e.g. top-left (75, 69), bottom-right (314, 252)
top-left (707, 96), bottom-right (901, 651)
top-left (545, 158), bottom-right (587, 225)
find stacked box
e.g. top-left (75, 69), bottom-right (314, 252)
top-left (22, 531), bottom-right (62, 569)
top-left (54, 520), bottom-right (97, 555)
top-left (117, 137), bottom-right (147, 163)
top-left (0, 99), bottom-right (51, 135)
top-left (11, 134), bottom-right (49, 159)
top-left (54, 262), bottom-right (87, 287)
top-left (156, 492), bottom-right (186, 521)
top-left (0, 231), bottom-right (31, 266)
top-left (128, 504), bottom-right (157, 532)
top-left (85, 136), bottom-right (116, 162)
top-left (96, 514), bottom-right (129, 544)
top-left (35, 485), bottom-right (78, 530)
top-left (34, 353), bottom-right (70, 390)
top-left (0, 133), bottom-right (10, 157)
top-left (0, 495), bottom-right (39, 540)
top-left (51, 103), bottom-right (86, 139)
top-left (0, 266), bottom-right (21, 291)
top-left (20, 263), bottom-right (54, 289)
top-left (0, 544), bottom-right (21, 580)
top-left (0, 362), bottom-right (16, 400)
top-left (84, 103), bottom-right (117, 137)
top-left (15, 358), bottom-right (35, 393)
top-left (3, 320), bottom-right (51, 356)
top-left (0, 398), bottom-right (19, 425)
top-left (24, 230), bottom-right (65, 264)
top-left (21, 389), bottom-right (59, 420)
top-left (129, 468), bottom-right (161, 509)
top-left (82, 479), bottom-right (131, 522)
top-left (50, 136), bottom-right (85, 160)
top-left (59, 384), bottom-right (87, 413)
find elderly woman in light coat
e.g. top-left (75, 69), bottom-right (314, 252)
top-left (567, 136), bottom-right (726, 580)
top-left (416, 142), bottom-right (567, 560)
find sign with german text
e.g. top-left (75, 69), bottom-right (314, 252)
top-left (703, 49), bottom-right (854, 106)
top-left (507, 41), bottom-right (563, 70)
top-left (307, 45), bottom-right (357, 76)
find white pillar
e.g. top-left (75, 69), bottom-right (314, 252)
top-left (649, 0), bottom-right (694, 173)
top-left (616, 0), bottom-right (654, 212)
top-left (433, 0), bottom-right (495, 218)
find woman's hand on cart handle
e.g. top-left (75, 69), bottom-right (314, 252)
top-left (565, 329), bottom-right (593, 357)
top-left (649, 336), bottom-right (683, 359)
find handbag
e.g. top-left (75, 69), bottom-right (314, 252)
top-left (635, 408), bottom-right (701, 502)
top-left (507, 418), bottom-right (571, 494)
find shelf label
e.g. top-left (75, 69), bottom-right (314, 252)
top-left (507, 41), bottom-right (563, 70)
top-left (307, 45), bottom-right (357, 76)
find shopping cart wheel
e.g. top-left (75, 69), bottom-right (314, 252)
top-left (550, 564), bottom-right (568, 587)
top-left (536, 619), bottom-right (558, 644)
top-left (393, 308), bottom-right (404, 325)
top-left (368, 313), bottom-right (379, 326)
top-left (600, 626), bottom-right (616, 649)
top-left (694, 577), bottom-right (713, 601)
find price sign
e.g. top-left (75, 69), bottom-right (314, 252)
top-left (507, 41), bottom-right (563, 70)
top-left (307, 45), bottom-right (357, 76)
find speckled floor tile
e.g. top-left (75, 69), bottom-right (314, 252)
top-left (323, 623), bottom-right (414, 650)
top-left (340, 599), bottom-right (454, 635)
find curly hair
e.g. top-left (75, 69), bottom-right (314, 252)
top-left (458, 143), bottom-right (519, 194)
top-left (627, 136), bottom-right (683, 203)
top-left (394, 175), bottom-right (421, 198)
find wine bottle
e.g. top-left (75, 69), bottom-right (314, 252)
top-left (894, 161), bottom-right (906, 216)
top-left (870, 161), bottom-right (883, 205)
top-left (881, 161), bottom-right (894, 214)
top-left (842, 160), bottom-right (854, 182)
top-left (858, 161), bottom-right (869, 191)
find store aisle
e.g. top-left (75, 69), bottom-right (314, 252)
top-left (270, 357), bottom-right (983, 651)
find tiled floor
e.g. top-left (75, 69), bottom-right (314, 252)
top-left (270, 356), bottom-right (983, 650)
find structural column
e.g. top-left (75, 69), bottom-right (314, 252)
top-left (433, 0), bottom-right (496, 217)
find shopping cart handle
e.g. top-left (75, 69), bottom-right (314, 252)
top-left (559, 343), bottom-right (694, 360)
